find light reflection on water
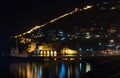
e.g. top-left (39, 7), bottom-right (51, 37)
top-left (9, 60), bottom-right (91, 78)
top-left (59, 62), bottom-right (65, 78)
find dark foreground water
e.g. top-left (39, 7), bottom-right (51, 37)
top-left (0, 59), bottom-right (91, 78)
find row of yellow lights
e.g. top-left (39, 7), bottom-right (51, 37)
top-left (39, 51), bottom-right (57, 56)
top-left (14, 5), bottom-right (93, 38)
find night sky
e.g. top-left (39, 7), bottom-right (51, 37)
top-left (0, 0), bottom-right (112, 52)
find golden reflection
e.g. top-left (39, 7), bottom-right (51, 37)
top-left (26, 63), bottom-right (43, 78)
top-left (70, 58), bottom-right (75, 60)
top-left (10, 61), bottom-right (91, 78)
top-left (18, 65), bottom-right (22, 77)
top-left (54, 58), bottom-right (57, 61)
top-left (10, 63), bottom-right (26, 78)
top-left (27, 63), bottom-right (32, 78)
top-left (62, 58), bottom-right (68, 60)
top-left (22, 68), bottom-right (26, 78)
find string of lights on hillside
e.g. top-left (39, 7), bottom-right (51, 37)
top-left (13, 5), bottom-right (93, 38)
top-left (14, 1), bottom-right (120, 38)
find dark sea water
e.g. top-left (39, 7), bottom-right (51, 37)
top-left (0, 58), bottom-right (91, 78)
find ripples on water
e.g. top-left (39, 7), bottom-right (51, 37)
top-left (0, 59), bottom-right (91, 78)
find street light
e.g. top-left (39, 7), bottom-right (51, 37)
top-left (110, 39), bottom-right (114, 43)
top-left (109, 39), bottom-right (114, 50)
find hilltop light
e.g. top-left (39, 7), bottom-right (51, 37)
top-left (83, 5), bottom-right (93, 10)
top-left (27, 30), bottom-right (33, 34)
top-left (74, 8), bottom-right (80, 11)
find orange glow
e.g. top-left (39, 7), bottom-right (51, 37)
top-left (61, 47), bottom-right (78, 55)
top-left (27, 42), bottom-right (36, 52)
top-left (39, 50), bottom-right (57, 57)
top-left (27, 63), bottom-right (32, 78)
top-left (54, 51), bottom-right (57, 56)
